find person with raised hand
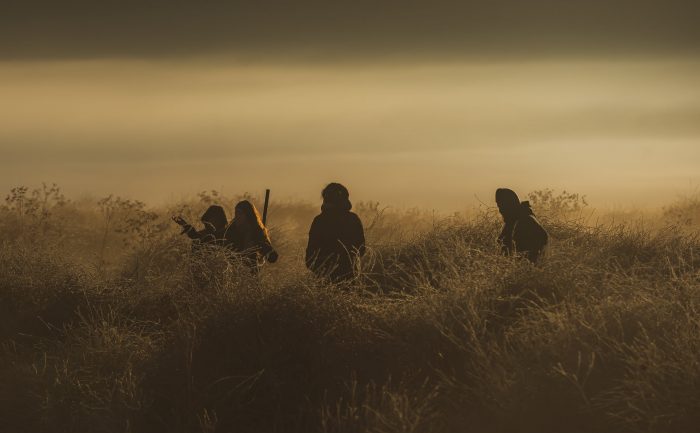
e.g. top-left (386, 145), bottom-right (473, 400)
top-left (172, 205), bottom-right (228, 249)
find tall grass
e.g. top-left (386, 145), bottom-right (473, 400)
top-left (1, 185), bottom-right (699, 433)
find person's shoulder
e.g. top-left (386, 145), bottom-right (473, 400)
top-left (351, 211), bottom-right (364, 222)
top-left (309, 213), bottom-right (325, 229)
top-left (346, 211), bottom-right (363, 226)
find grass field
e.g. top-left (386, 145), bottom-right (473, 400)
top-left (1, 185), bottom-right (699, 433)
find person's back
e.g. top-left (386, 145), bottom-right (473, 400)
top-left (224, 200), bottom-right (278, 272)
top-left (512, 201), bottom-right (548, 262)
top-left (496, 188), bottom-right (548, 263)
top-left (306, 183), bottom-right (365, 282)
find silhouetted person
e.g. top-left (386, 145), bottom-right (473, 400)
top-left (173, 205), bottom-right (228, 249)
top-left (306, 183), bottom-right (366, 282)
top-left (496, 188), bottom-right (548, 263)
top-left (225, 200), bottom-right (278, 272)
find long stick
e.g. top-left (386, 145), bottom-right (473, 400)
top-left (262, 189), bottom-right (270, 225)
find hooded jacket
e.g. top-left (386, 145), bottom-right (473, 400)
top-left (496, 189), bottom-right (548, 263)
top-left (181, 205), bottom-right (228, 248)
top-left (513, 202), bottom-right (548, 262)
top-left (305, 200), bottom-right (366, 282)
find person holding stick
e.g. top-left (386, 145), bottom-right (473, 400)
top-left (225, 199), bottom-right (278, 273)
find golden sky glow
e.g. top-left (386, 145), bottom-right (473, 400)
top-left (1, 58), bottom-right (698, 209)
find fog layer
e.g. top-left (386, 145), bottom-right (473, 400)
top-left (2, 59), bottom-right (698, 209)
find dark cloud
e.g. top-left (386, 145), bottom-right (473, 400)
top-left (2, 0), bottom-right (699, 60)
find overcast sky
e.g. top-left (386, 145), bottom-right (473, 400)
top-left (3, 0), bottom-right (699, 60)
top-left (1, 1), bottom-right (699, 210)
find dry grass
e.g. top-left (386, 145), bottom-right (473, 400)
top-left (1, 186), bottom-right (699, 433)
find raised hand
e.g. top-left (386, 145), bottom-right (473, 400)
top-left (172, 215), bottom-right (188, 226)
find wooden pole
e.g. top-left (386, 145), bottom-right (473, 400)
top-left (262, 189), bottom-right (270, 225)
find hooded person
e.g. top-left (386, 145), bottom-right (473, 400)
top-left (496, 188), bottom-right (548, 263)
top-left (172, 205), bottom-right (229, 288)
top-left (224, 200), bottom-right (278, 272)
top-left (173, 205), bottom-right (228, 249)
top-left (305, 183), bottom-right (366, 282)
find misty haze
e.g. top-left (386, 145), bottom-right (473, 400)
top-left (2, 59), bottom-right (699, 209)
top-left (2, 1), bottom-right (700, 433)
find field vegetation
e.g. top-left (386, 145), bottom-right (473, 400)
top-left (1, 184), bottom-right (699, 433)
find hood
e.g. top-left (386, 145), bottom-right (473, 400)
top-left (321, 200), bottom-right (352, 213)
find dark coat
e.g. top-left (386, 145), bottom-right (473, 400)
top-left (181, 224), bottom-right (227, 249)
top-left (224, 223), bottom-right (277, 271)
top-left (498, 202), bottom-right (548, 263)
top-left (179, 205), bottom-right (228, 251)
top-left (306, 208), bottom-right (366, 282)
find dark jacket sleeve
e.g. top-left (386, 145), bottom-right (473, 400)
top-left (182, 224), bottom-right (206, 241)
top-left (498, 222), bottom-right (514, 255)
top-left (351, 213), bottom-right (366, 257)
top-left (223, 225), bottom-right (239, 251)
top-left (513, 216), bottom-right (548, 252)
top-left (256, 232), bottom-right (278, 262)
top-left (305, 216), bottom-right (322, 271)
top-left (258, 237), bottom-right (274, 255)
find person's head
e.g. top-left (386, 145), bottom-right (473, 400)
top-left (234, 200), bottom-right (267, 233)
top-left (495, 188), bottom-right (521, 218)
top-left (201, 205), bottom-right (228, 231)
top-left (321, 182), bottom-right (351, 212)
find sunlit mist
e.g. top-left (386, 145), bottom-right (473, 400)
top-left (2, 58), bottom-right (698, 209)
